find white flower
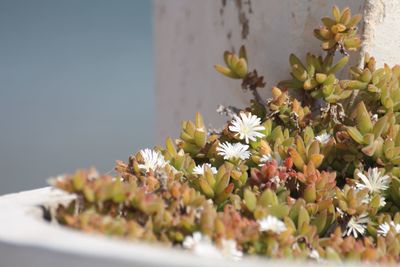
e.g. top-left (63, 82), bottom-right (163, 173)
top-left (315, 133), bottom-right (331, 144)
top-left (356, 168), bottom-right (390, 209)
top-left (217, 142), bottom-right (251, 161)
top-left (183, 232), bottom-right (222, 259)
top-left (356, 168), bottom-right (390, 194)
top-left (220, 239), bottom-right (243, 261)
top-left (138, 149), bottom-right (167, 172)
top-left (258, 154), bottom-right (272, 167)
top-left (229, 112), bottom-right (265, 144)
top-left (377, 222), bottom-right (391, 236)
top-left (309, 249), bottom-right (320, 261)
top-left (377, 221), bottom-right (400, 236)
top-left (378, 196), bottom-right (386, 207)
top-left (258, 215), bottom-right (287, 234)
top-left (344, 213), bottom-right (369, 238)
top-left (192, 163), bottom-right (217, 175)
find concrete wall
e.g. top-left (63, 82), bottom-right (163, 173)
top-left (361, 0), bottom-right (400, 67)
top-left (154, 0), bottom-right (365, 143)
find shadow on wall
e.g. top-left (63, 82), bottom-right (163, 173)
top-left (0, 0), bottom-right (154, 194)
top-left (154, 0), bottom-right (364, 143)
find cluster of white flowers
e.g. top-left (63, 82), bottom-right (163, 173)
top-left (216, 112), bottom-right (268, 163)
top-left (344, 213), bottom-right (369, 238)
top-left (217, 142), bottom-right (250, 161)
top-left (377, 221), bottom-right (400, 236)
top-left (183, 232), bottom-right (242, 261)
top-left (229, 112), bottom-right (265, 144)
top-left (192, 163), bottom-right (217, 175)
top-left (138, 149), bottom-right (168, 172)
top-left (258, 215), bottom-right (287, 234)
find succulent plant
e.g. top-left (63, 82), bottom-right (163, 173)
top-left (177, 112), bottom-right (208, 157)
top-left (344, 53), bottom-right (400, 114)
top-left (214, 46), bottom-right (248, 79)
top-left (50, 5), bottom-right (400, 264)
top-left (314, 6), bottom-right (361, 52)
top-left (279, 53), bottom-right (352, 103)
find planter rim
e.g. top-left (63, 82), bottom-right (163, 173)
top-left (0, 187), bottom-right (366, 267)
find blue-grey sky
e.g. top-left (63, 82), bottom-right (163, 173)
top-left (0, 0), bottom-right (154, 194)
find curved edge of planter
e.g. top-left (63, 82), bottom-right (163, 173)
top-left (0, 187), bottom-right (362, 267)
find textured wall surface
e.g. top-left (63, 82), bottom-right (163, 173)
top-left (154, 0), bottom-right (364, 143)
top-left (361, 0), bottom-right (400, 67)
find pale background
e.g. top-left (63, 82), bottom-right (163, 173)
top-left (0, 0), bottom-right (154, 194)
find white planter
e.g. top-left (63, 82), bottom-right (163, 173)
top-left (0, 187), bottom-right (363, 267)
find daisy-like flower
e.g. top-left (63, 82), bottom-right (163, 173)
top-left (377, 222), bottom-right (391, 236)
top-left (344, 213), bottom-right (369, 238)
top-left (258, 153), bottom-right (272, 167)
top-left (138, 148), bottom-right (167, 172)
top-left (183, 232), bottom-right (222, 259)
top-left (229, 112), bottom-right (265, 144)
top-left (315, 133), bottom-right (331, 144)
top-left (258, 215), bottom-right (287, 234)
top-left (192, 163), bottom-right (217, 175)
top-left (217, 142), bottom-right (251, 161)
top-left (220, 239), bottom-right (243, 261)
top-left (356, 167), bottom-right (390, 194)
top-left (377, 221), bottom-right (400, 236)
